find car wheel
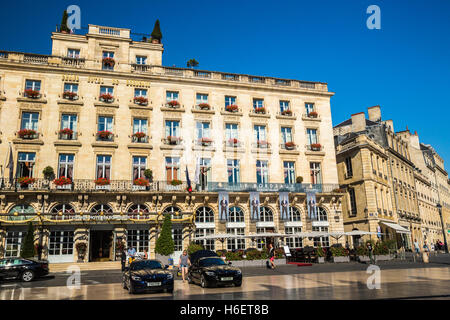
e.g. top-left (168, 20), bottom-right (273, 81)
top-left (122, 278), bottom-right (127, 289)
top-left (166, 286), bottom-right (174, 294)
top-left (235, 282), bottom-right (242, 287)
top-left (200, 274), bottom-right (208, 288)
top-left (128, 282), bottom-right (135, 294)
top-left (187, 275), bottom-right (193, 284)
top-left (21, 270), bottom-right (35, 282)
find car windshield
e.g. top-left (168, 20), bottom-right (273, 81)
top-left (199, 257), bottom-right (226, 267)
top-left (130, 260), bottom-right (163, 271)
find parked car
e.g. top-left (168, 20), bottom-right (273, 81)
top-left (0, 258), bottom-right (49, 282)
top-left (188, 250), bottom-right (242, 288)
top-left (122, 259), bottom-right (174, 294)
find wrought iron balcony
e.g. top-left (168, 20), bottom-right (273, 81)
top-left (58, 132), bottom-right (78, 140)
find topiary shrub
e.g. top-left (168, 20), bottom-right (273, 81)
top-left (43, 166), bottom-right (55, 180)
top-left (296, 176), bottom-right (303, 183)
top-left (20, 222), bottom-right (35, 259)
top-left (330, 246), bottom-right (348, 257)
top-left (155, 214), bottom-right (174, 256)
top-left (187, 242), bottom-right (204, 255)
top-left (151, 20), bottom-right (162, 42)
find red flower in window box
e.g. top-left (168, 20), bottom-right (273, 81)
top-left (133, 178), bottom-right (149, 186)
top-left (254, 107), bottom-right (266, 114)
top-left (167, 100), bottom-right (180, 108)
top-left (132, 132), bottom-right (146, 139)
top-left (167, 136), bottom-right (181, 145)
top-left (198, 103), bottom-right (210, 110)
top-left (102, 57), bottom-right (115, 67)
top-left (59, 128), bottom-right (73, 136)
top-left (18, 177), bottom-right (35, 186)
top-left (97, 130), bottom-right (113, 139)
top-left (53, 176), bottom-right (72, 186)
top-left (228, 138), bottom-right (239, 146)
top-left (134, 96), bottom-right (148, 105)
top-left (308, 111), bottom-right (318, 118)
top-left (257, 140), bottom-right (268, 147)
top-left (24, 89), bottom-right (40, 99)
top-left (281, 109), bottom-right (292, 116)
top-left (94, 177), bottom-right (110, 185)
top-left (170, 179), bottom-right (182, 186)
top-left (225, 104), bottom-right (238, 112)
top-left (310, 143), bottom-right (322, 151)
top-left (285, 141), bottom-right (296, 150)
top-left (199, 137), bottom-right (212, 146)
top-left (17, 129), bottom-right (37, 139)
top-left (99, 93), bottom-right (114, 102)
top-left (63, 91), bottom-right (78, 100)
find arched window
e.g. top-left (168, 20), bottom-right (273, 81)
top-left (289, 207), bottom-right (302, 222)
top-left (50, 204), bottom-right (75, 220)
top-left (259, 206), bottom-right (273, 222)
top-left (8, 204), bottom-right (35, 221)
top-left (227, 206), bottom-right (244, 223)
top-left (195, 206), bottom-right (214, 223)
top-left (162, 206), bottom-right (181, 218)
top-left (91, 204), bottom-right (113, 214)
top-left (128, 204), bottom-right (150, 219)
top-left (317, 207), bottom-right (328, 221)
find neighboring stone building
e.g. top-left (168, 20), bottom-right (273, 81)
top-left (0, 24), bottom-right (344, 263)
top-left (334, 106), bottom-right (420, 249)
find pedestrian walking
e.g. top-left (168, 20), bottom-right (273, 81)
top-left (121, 247), bottom-right (127, 271)
top-left (179, 250), bottom-right (190, 283)
top-left (367, 242), bottom-right (375, 264)
top-left (127, 246), bottom-right (136, 265)
top-left (413, 239), bottom-right (420, 256)
top-left (423, 241), bottom-right (430, 258)
top-left (268, 243), bottom-right (276, 269)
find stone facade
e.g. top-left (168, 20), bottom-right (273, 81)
top-left (0, 24), bottom-right (344, 263)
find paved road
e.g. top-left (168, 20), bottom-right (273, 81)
top-left (1, 255), bottom-right (449, 300)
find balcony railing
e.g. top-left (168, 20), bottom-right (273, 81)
top-left (224, 139), bottom-right (242, 148)
top-left (96, 132), bottom-right (114, 142)
top-left (62, 57), bottom-right (85, 68)
top-left (23, 53), bottom-right (48, 65)
top-left (306, 144), bottom-right (323, 152)
top-left (58, 132), bottom-right (78, 140)
top-left (280, 142), bottom-right (297, 151)
top-left (131, 64), bottom-right (150, 72)
top-left (194, 71), bottom-right (211, 78)
top-left (252, 141), bottom-right (271, 149)
top-left (163, 136), bottom-right (182, 145)
top-left (131, 135), bottom-right (149, 143)
top-left (195, 138), bottom-right (214, 147)
top-left (0, 178), bottom-right (341, 194)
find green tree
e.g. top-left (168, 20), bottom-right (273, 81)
top-left (155, 214), bottom-right (174, 255)
top-left (187, 59), bottom-right (199, 68)
top-left (60, 10), bottom-right (70, 33)
top-left (151, 20), bottom-right (163, 42)
top-left (20, 222), bottom-right (35, 259)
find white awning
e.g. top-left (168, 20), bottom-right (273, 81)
top-left (381, 221), bottom-right (411, 234)
top-left (345, 230), bottom-right (378, 236)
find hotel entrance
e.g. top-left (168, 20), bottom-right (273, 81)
top-left (90, 230), bottom-right (113, 262)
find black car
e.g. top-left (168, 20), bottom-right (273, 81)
top-left (0, 258), bottom-right (49, 282)
top-left (122, 259), bottom-right (174, 294)
top-left (188, 250), bottom-right (242, 288)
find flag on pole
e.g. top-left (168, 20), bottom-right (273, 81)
top-left (6, 143), bottom-right (14, 184)
top-left (185, 166), bottom-right (192, 193)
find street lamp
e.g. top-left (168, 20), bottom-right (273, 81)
top-left (436, 203), bottom-right (449, 253)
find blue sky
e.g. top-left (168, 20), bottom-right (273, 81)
top-left (1, 0), bottom-right (450, 164)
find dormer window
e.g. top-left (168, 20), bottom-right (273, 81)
top-left (67, 49), bottom-right (80, 58)
top-left (136, 56), bottom-right (147, 65)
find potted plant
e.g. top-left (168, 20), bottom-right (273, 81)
top-left (284, 141), bottom-right (296, 150)
top-left (330, 246), bottom-right (350, 263)
top-left (308, 111), bottom-right (318, 118)
top-left (18, 177), bottom-right (36, 189)
top-left (102, 57), bottom-right (115, 68)
top-left (97, 130), bottom-right (113, 140)
top-left (254, 107), bottom-right (266, 114)
top-left (281, 109), bottom-right (292, 116)
top-left (95, 177), bottom-right (110, 190)
top-left (155, 214), bottom-right (174, 265)
top-left (134, 96), bottom-right (148, 105)
top-left (316, 245), bottom-right (325, 263)
top-left (199, 137), bottom-right (212, 146)
top-left (63, 91), bottom-right (78, 100)
top-left (24, 89), bottom-right (40, 99)
top-left (133, 177), bottom-right (149, 190)
top-left (310, 143), bottom-right (322, 151)
top-left (170, 179), bottom-right (182, 186)
top-left (75, 242), bottom-right (87, 262)
top-left (228, 138), bottom-right (239, 147)
top-left (20, 223), bottom-right (36, 259)
top-left (53, 176), bottom-right (72, 189)
top-left (150, 20), bottom-right (162, 44)
top-left (99, 93), bottom-right (114, 103)
top-left (144, 169), bottom-right (153, 182)
top-left (296, 176), bottom-right (303, 183)
top-left (166, 100), bottom-right (180, 108)
top-left (198, 103), bottom-right (210, 110)
top-left (18, 129), bottom-right (37, 139)
top-left (225, 104), bottom-right (238, 112)
top-left (59, 128), bottom-right (73, 139)
top-left (132, 131), bottom-right (146, 142)
top-left (167, 136), bottom-right (181, 145)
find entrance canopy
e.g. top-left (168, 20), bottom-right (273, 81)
top-left (381, 221), bottom-right (411, 234)
top-left (193, 233), bottom-right (245, 241)
top-left (345, 230), bottom-right (378, 236)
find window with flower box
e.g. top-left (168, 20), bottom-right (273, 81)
top-left (253, 98), bottom-right (265, 113)
top-left (96, 155), bottom-right (111, 180)
top-left (281, 127), bottom-right (293, 147)
top-left (225, 96), bottom-right (236, 107)
top-left (20, 112), bottom-right (39, 136)
top-left (305, 103), bottom-right (317, 117)
top-left (132, 118), bottom-right (148, 142)
top-left (102, 51), bottom-right (115, 70)
top-left (280, 100), bottom-right (290, 114)
top-left (166, 91), bottom-right (179, 102)
top-left (97, 116), bottom-right (113, 141)
top-left (58, 154), bottom-right (74, 180)
top-left (24, 80), bottom-right (41, 98)
top-left (165, 120), bottom-right (180, 144)
top-left (99, 86), bottom-right (114, 102)
top-left (132, 156), bottom-right (147, 180)
top-left (60, 114), bottom-right (77, 140)
top-left (254, 125), bottom-right (267, 147)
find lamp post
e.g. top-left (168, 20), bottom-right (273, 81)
top-left (436, 203), bottom-right (448, 253)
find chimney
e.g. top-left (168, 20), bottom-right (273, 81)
top-left (368, 105), bottom-right (381, 122)
top-left (351, 112), bottom-right (366, 133)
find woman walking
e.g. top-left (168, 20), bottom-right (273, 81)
top-left (268, 243), bottom-right (276, 269)
top-left (179, 250), bottom-right (191, 283)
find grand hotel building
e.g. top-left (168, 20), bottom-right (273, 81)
top-left (0, 24), bottom-right (344, 263)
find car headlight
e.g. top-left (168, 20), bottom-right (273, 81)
top-left (131, 275), bottom-right (142, 281)
top-left (205, 271), bottom-right (216, 276)
top-left (236, 270), bottom-right (242, 275)
top-left (167, 273), bottom-right (173, 279)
